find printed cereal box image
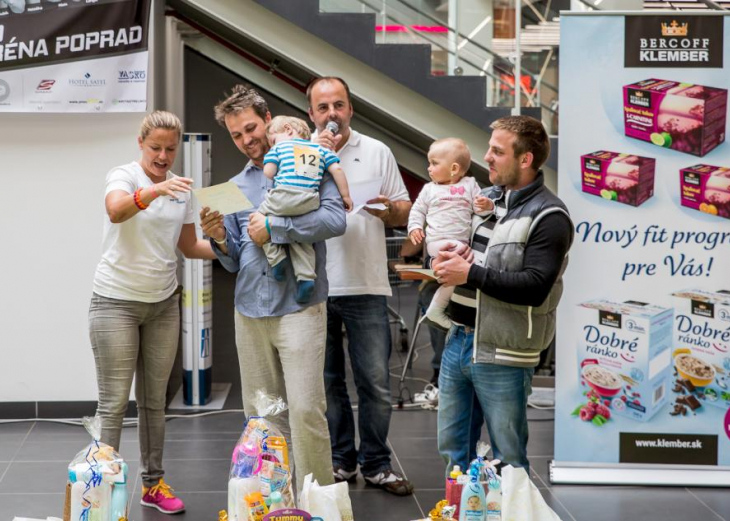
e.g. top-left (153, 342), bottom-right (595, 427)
top-left (670, 289), bottom-right (730, 413)
top-left (574, 300), bottom-right (673, 423)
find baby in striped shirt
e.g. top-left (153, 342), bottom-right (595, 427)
top-left (408, 138), bottom-right (494, 329)
top-left (260, 116), bottom-right (353, 303)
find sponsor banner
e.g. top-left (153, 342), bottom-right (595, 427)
top-left (556, 13), bottom-right (730, 475)
top-left (0, 0), bottom-right (149, 112)
top-left (625, 15), bottom-right (724, 68)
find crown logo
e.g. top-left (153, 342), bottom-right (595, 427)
top-left (635, 91), bottom-right (643, 97)
top-left (661, 20), bottom-right (688, 37)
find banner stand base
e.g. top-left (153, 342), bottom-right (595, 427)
top-left (550, 461), bottom-right (730, 487)
top-left (168, 383), bottom-right (232, 411)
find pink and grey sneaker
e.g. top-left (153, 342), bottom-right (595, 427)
top-left (140, 478), bottom-right (186, 514)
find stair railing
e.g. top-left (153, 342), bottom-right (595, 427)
top-left (320, 0), bottom-right (564, 131)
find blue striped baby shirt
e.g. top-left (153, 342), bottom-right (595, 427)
top-left (263, 138), bottom-right (340, 191)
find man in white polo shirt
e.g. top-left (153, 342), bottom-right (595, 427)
top-left (309, 77), bottom-right (415, 496)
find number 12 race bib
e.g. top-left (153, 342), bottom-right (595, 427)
top-left (293, 145), bottom-right (321, 179)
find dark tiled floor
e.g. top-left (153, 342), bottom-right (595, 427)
top-left (1, 283), bottom-right (727, 520)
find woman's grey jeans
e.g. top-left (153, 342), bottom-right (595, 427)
top-left (89, 292), bottom-right (180, 487)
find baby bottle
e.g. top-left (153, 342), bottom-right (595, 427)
top-left (109, 461), bottom-right (128, 521)
top-left (459, 464), bottom-right (486, 521)
top-left (485, 479), bottom-right (502, 521)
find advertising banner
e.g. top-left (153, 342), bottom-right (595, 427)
top-left (0, 0), bottom-right (150, 112)
top-left (555, 13), bottom-right (730, 484)
top-left (182, 134), bottom-right (213, 406)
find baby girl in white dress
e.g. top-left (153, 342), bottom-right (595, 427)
top-left (408, 138), bottom-right (494, 329)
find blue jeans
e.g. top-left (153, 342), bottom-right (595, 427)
top-left (324, 295), bottom-right (393, 476)
top-left (438, 325), bottom-right (533, 474)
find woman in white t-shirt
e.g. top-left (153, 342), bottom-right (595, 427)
top-left (89, 111), bottom-right (218, 515)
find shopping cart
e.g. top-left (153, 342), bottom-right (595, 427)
top-left (385, 230), bottom-right (413, 352)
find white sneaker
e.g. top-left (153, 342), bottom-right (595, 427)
top-left (333, 465), bottom-right (358, 483)
top-left (363, 469), bottom-right (414, 496)
top-left (414, 384), bottom-right (439, 404)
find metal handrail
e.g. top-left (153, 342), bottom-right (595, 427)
top-left (384, 0), bottom-right (562, 94)
top-left (322, 0), bottom-right (558, 113)
top-left (345, 0), bottom-right (511, 82)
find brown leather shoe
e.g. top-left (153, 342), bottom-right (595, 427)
top-left (364, 469), bottom-right (414, 496)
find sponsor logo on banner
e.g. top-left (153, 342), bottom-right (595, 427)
top-left (118, 69), bottom-right (146, 83)
top-left (584, 158), bottom-right (601, 172)
top-left (625, 15), bottom-right (723, 68)
top-left (691, 300), bottom-right (714, 319)
top-left (683, 171), bottom-right (701, 186)
top-left (69, 72), bottom-right (106, 87)
top-left (36, 79), bottom-right (55, 92)
top-left (0, 78), bottom-right (10, 102)
top-left (627, 89), bottom-right (652, 109)
top-left (599, 310), bottom-right (622, 329)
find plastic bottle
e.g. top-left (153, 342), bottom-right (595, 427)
top-left (459, 464), bottom-right (486, 521)
top-left (69, 480), bottom-right (111, 521)
top-left (228, 476), bottom-right (260, 521)
top-left (449, 465), bottom-right (463, 482)
top-left (244, 491), bottom-right (269, 521)
top-left (110, 462), bottom-right (129, 521)
top-left (485, 479), bottom-right (502, 521)
top-left (268, 490), bottom-right (285, 512)
top-left (232, 440), bottom-right (261, 478)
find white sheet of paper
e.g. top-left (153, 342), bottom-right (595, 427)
top-left (349, 178), bottom-right (387, 214)
top-left (193, 182), bottom-right (253, 215)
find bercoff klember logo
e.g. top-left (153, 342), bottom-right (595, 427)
top-left (625, 16), bottom-right (723, 69)
top-left (661, 20), bottom-right (688, 37)
top-left (639, 20), bottom-right (709, 62)
top-left (599, 310), bottom-right (622, 329)
top-left (628, 89), bottom-right (651, 108)
top-left (585, 159), bottom-right (601, 172)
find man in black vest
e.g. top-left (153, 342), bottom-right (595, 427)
top-left (432, 116), bottom-right (573, 474)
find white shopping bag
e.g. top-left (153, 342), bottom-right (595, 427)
top-left (299, 473), bottom-right (354, 521)
top-left (501, 466), bottom-right (563, 521)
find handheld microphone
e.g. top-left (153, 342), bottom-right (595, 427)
top-left (325, 121), bottom-right (339, 135)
